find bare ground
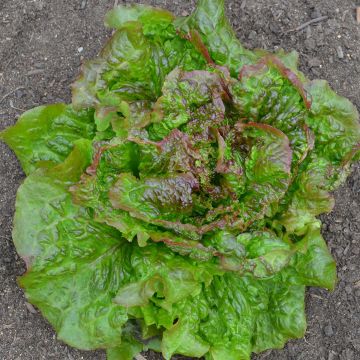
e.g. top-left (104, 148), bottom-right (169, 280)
top-left (0, 1), bottom-right (359, 359)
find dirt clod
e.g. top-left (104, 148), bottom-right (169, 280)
top-left (336, 45), bottom-right (344, 59)
top-left (324, 325), bottom-right (334, 337)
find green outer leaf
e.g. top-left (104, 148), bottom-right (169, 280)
top-left (13, 139), bottom-right (93, 261)
top-left (154, 273), bottom-right (306, 360)
top-left (290, 221), bottom-right (337, 290)
top-left (106, 323), bottom-right (144, 360)
top-left (105, 4), bottom-right (174, 30)
top-left (251, 281), bottom-right (306, 353)
top-left (0, 104), bottom-right (95, 175)
top-left (107, 344), bottom-right (142, 360)
top-left (305, 79), bottom-right (360, 162)
top-left (162, 318), bottom-right (210, 359)
top-left (14, 140), bottom-right (131, 349)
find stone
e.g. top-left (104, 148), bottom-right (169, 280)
top-left (324, 324), bottom-right (334, 337)
top-left (337, 46), bottom-right (344, 59)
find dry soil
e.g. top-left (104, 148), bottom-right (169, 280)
top-left (0, 1), bottom-right (359, 360)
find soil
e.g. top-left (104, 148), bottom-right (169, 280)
top-left (0, 0), bottom-right (359, 360)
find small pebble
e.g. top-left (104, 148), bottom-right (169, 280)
top-left (25, 302), bottom-right (37, 314)
top-left (269, 23), bottom-right (281, 34)
top-left (308, 58), bottom-right (322, 67)
top-left (345, 285), bottom-right (352, 294)
top-left (341, 348), bottom-right (355, 360)
top-left (327, 19), bottom-right (339, 30)
top-left (311, 9), bottom-right (322, 19)
top-left (336, 46), bottom-right (344, 59)
top-left (77, 47), bottom-right (84, 53)
top-left (34, 62), bottom-right (45, 69)
top-left (248, 30), bottom-right (257, 41)
top-left (15, 89), bottom-right (26, 99)
top-left (305, 38), bottom-right (316, 51)
top-left (324, 324), bottom-right (334, 337)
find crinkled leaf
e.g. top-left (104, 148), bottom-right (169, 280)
top-left (14, 142), bottom-right (219, 350)
top-left (105, 4), bottom-right (174, 32)
top-left (175, 0), bottom-right (256, 75)
top-left (305, 79), bottom-right (360, 163)
top-left (231, 57), bottom-right (311, 166)
top-left (0, 104), bottom-right (95, 175)
top-left (2, 1), bottom-right (359, 359)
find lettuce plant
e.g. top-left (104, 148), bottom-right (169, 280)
top-left (1, 1), bottom-right (360, 359)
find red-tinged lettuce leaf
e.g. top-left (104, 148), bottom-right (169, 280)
top-left (72, 14), bottom-right (206, 132)
top-left (231, 57), bottom-right (312, 167)
top-left (13, 140), bottom-right (222, 351)
top-left (69, 70), bottom-right (296, 266)
top-left (175, 0), bottom-right (257, 75)
top-left (14, 141), bottom-right (131, 350)
top-left (0, 104), bottom-right (95, 175)
top-left (72, 22), bottom-right (160, 108)
top-left (122, 221), bottom-right (334, 359)
top-left (238, 123), bottom-right (292, 220)
top-left (109, 172), bottom-right (199, 221)
top-left (147, 67), bottom-right (229, 141)
top-left (277, 154), bottom-right (336, 233)
top-left (212, 231), bottom-right (293, 278)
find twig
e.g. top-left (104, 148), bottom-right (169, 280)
top-left (303, 336), bottom-right (316, 348)
top-left (286, 15), bottom-right (328, 33)
top-left (80, 0), bottom-right (87, 10)
top-left (0, 86), bottom-right (26, 104)
top-left (310, 293), bottom-right (325, 300)
top-left (258, 350), bottom-right (272, 359)
top-left (9, 100), bottom-right (26, 112)
top-left (135, 355), bottom-right (147, 360)
top-left (1, 57), bottom-right (12, 72)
